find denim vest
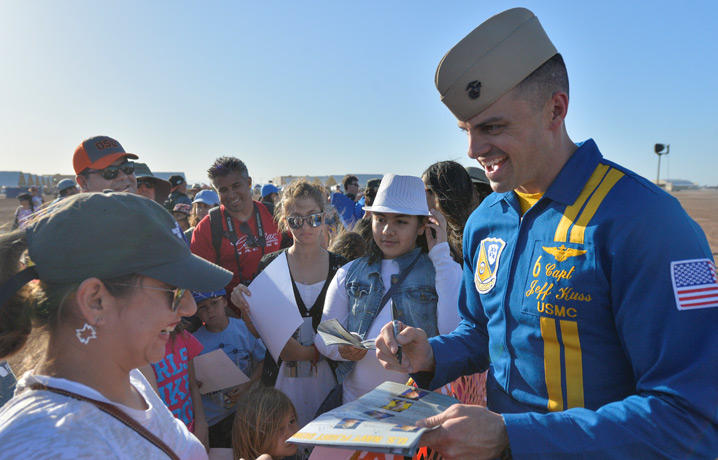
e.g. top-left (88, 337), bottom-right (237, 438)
top-left (335, 247), bottom-right (439, 384)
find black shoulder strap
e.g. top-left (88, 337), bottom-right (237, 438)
top-left (288, 251), bottom-right (344, 331)
top-left (380, 251), bottom-right (423, 317)
top-left (209, 207), bottom-right (224, 264)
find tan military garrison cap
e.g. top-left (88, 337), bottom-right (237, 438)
top-left (435, 8), bottom-right (557, 121)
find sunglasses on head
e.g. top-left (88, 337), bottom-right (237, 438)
top-left (84, 161), bottom-right (135, 180)
top-left (286, 212), bottom-right (323, 230)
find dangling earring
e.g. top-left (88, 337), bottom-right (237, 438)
top-left (75, 323), bottom-right (97, 345)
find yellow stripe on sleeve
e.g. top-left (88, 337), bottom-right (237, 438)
top-left (540, 317), bottom-right (563, 411)
top-left (569, 168), bottom-right (624, 244)
top-left (554, 164), bottom-right (609, 242)
top-left (560, 320), bottom-right (585, 409)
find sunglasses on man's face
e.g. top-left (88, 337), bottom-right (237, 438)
top-left (84, 161), bottom-right (135, 180)
top-left (137, 179), bottom-right (154, 189)
top-left (286, 212), bottom-right (323, 230)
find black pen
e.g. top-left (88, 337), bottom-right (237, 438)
top-left (392, 320), bottom-right (402, 364)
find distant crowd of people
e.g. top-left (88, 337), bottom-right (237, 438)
top-left (0, 131), bottom-right (494, 459)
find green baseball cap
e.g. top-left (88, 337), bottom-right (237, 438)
top-left (25, 192), bottom-right (231, 290)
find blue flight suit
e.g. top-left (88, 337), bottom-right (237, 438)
top-left (416, 140), bottom-right (718, 458)
top-left (331, 192), bottom-right (364, 229)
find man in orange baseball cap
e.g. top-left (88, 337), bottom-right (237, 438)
top-left (73, 135), bottom-right (139, 193)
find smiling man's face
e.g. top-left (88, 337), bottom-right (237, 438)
top-left (458, 86), bottom-right (558, 194)
top-left (212, 171), bottom-right (253, 219)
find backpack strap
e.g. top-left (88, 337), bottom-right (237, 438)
top-left (209, 207), bottom-right (224, 265)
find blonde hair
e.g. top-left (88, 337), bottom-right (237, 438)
top-left (232, 386), bottom-right (297, 460)
top-left (275, 179), bottom-right (326, 233)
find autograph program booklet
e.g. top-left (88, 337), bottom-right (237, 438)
top-left (288, 381), bottom-right (458, 456)
top-left (317, 319), bottom-right (376, 350)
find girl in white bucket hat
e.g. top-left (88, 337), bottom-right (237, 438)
top-left (314, 174), bottom-right (462, 405)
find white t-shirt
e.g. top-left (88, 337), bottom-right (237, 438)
top-left (275, 280), bottom-right (336, 427)
top-left (0, 369), bottom-right (207, 459)
top-left (315, 242), bottom-right (462, 403)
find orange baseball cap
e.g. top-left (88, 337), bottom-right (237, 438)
top-left (73, 135), bottom-right (139, 174)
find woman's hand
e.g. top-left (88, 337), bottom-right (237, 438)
top-left (231, 284), bottom-right (259, 337)
top-left (338, 344), bottom-right (368, 361)
top-left (426, 208), bottom-right (448, 251)
top-left (230, 284), bottom-right (252, 318)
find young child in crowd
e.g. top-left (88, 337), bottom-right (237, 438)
top-left (12, 193), bottom-right (34, 230)
top-left (328, 230), bottom-right (366, 261)
top-left (315, 174), bottom-right (462, 404)
top-left (140, 324), bottom-right (209, 448)
top-left (192, 290), bottom-right (266, 448)
top-left (232, 386), bottom-right (299, 460)
top-left (173, 203), bottom-right (192, 232)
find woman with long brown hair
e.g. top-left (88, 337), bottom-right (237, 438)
top-left (422, 161), bottom-right (481, 263)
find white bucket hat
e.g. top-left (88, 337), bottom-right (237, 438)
top-left (363, 174), bottom-right (431, 216)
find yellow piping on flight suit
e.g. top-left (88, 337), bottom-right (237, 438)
top-left (560, 319), bottom-right (584, 408)
top-left (554, 164), bottom-right (609, 243)
top-left (540, 163), bottom-right (624, 411)
top-left (569, 168), bottom-right (625, 244)
top-left (540, 317), bottom-right (563, 411)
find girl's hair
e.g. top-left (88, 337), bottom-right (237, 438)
top-left (188, 205), bottom-right (201, 228)
top-left (0, 230), bottom-right (137, 374)
top-left (366, 214), bottom-right (429, 264)
top-left (275, 179), bottom-right (326, 233)
top-left (232, 386), bottom-right (297, 460)
top-left (328, 230), bottom-right (367, 261)
top-left (422, 161), bottom-right (479, 263)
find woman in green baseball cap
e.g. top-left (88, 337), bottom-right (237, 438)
top-left (0, 192), bottom-right (235, 459)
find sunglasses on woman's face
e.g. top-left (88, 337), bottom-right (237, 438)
top-left (84, 161), bottom-right (136, 180)
top-left (111, 282), bottom-right (187, 312)
top-left (286, 212), bottom-right (323, 230)
top-left (137, 179), bottom-right (154, 189)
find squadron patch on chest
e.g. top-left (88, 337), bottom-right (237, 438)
top-left (475, 237), bottom-right (506, 294)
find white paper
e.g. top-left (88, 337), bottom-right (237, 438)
top-left (317, 319), bottom-right (376, 350)
top-left (246, 252), bottom-right (304, 362)
top-left (193, 349), bottom-right (250, 394)
top-left (208, 448), bottom-right (233, 460)
top-left (308, 446), bottom-right (358, 460)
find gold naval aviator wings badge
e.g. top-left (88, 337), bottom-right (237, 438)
top-left (542, 244), bottom-right (587, 262)
top-left (475, 237), bottom-right (507, 294)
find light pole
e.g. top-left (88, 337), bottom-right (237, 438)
top-left (655, 143), bottom-right (670, 185)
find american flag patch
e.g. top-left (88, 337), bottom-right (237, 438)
top-left (670, 258), bottom-right (718, 310)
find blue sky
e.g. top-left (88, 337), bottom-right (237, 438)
top-left (1, 1), bottom-right (716, 185)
